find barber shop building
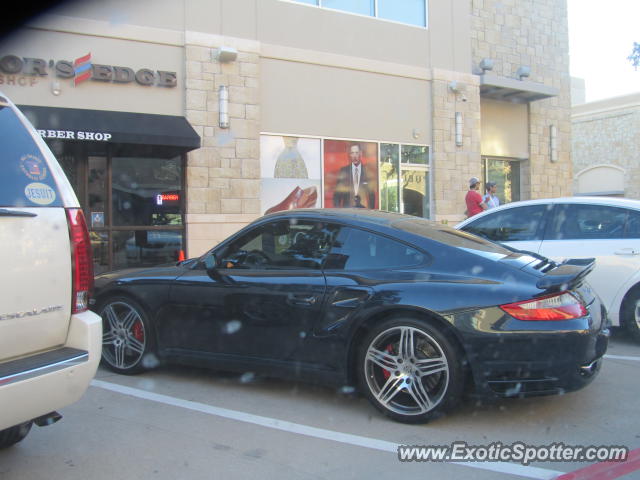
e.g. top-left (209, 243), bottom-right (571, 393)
top-left (0, 0), bottom-right (572, 272)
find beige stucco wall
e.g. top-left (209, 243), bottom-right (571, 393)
top-left (480, 99), bottom-right (529, 158)
top-left (0, 20), bottom-right (184, 115)
top-left (260, 56), bottom-right (431, 143)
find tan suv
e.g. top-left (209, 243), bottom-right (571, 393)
top-left (0, 93), bottom-right (101, 448)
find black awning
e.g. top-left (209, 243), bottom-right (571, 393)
top-left (18, 105), bottom-right (201, 155)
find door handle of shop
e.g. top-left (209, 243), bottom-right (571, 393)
top-left (614, 248), bottom-right (640, 255)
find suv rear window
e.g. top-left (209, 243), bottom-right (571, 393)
top-left (0, 100), bottom-right (62, 208)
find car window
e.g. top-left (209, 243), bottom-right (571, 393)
top-left (325, 227), bottom-right (425, 270)
top-left (461, 205), bottom-right (548, 242)
top-left (624, 210), bottom-right (640, 238)
top-left (0, 101), bottom-right (63, 208)
top-left (218, 220), bottom-right (339, 269)
top-left (547, 204), bottom-right (628, 240)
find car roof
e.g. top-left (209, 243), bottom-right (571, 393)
top-left (263, 208), bottom-right (415, 226)
top-left (456, 196), bottom-right (640, 227)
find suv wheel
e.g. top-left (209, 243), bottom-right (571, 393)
top-left (0, 422), bottom-right (32, 449)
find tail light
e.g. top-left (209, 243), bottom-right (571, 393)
top-left (67, 208), bottom-right (94, 313)
top-left (500, 292), bottom-right (587, 321)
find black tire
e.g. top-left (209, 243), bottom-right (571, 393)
top-left (356, 316), bottom-right (464, 424)
top-left (0, 422), bottom-right (32, 449)
top-left (621, 288), bottom-right (640, 342)
top-left (98, 296), bottom-right (157, 374)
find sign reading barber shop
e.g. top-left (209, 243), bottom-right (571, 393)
top-left (0, 52), bottom-right (177, 88)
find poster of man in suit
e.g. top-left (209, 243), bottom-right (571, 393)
top-left (324, 140), bottom-right (378, 209)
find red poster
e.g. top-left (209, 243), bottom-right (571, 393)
top-left (324, 140), bottom-right (378, 209)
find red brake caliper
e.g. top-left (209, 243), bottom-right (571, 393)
top-left (382, 344), bottom-right (394, 379)
top-left (132, 322), bottom-right (144, 342)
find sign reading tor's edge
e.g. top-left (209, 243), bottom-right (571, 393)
top-left (0, 52), bottom-right (177, 88)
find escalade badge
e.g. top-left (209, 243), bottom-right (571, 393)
top-left (0, 305), bottom-right (63, 321)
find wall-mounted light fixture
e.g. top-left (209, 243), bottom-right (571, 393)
top-left (449, 81), bottom-right (468, 102)
top-left (516, 65), bottom-right (531, 80)
top-left (455, 112), bottom-right (463, 146)
top-left (51, 80), bottom-right (61, 96)
top-left (549, 124), bottom-right (558, 162)
top-left (219, 85), bottom-right (229, 129)
top-left (213, 46), bottom-right (238, 63)
top-left (479, 58), bottom-right (494, 73)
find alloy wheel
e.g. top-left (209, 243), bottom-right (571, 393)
top-left (363, 325), bottom-right (450, 416)
top-left (101, 300), bottom-right (147, 370)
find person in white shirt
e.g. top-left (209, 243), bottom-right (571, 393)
top-left (483, 181), bottom-right (500, 209)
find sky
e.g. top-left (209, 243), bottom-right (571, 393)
top-left (567, 0), bottom-right (640, 102)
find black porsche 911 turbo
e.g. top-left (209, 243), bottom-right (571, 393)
top-left (92, 209), bottom-right (609, 423)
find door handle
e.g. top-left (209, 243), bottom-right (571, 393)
top-left (615, 248), bottom-right (640, 255)
top-left (288, 294), bottom-right (317, 306)
top-left (0, 208), bottom-right (37, 217)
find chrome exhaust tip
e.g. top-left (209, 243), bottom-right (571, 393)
top-left (33, 411), bottom-right (62, 427)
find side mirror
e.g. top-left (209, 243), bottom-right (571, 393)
top-left (204, 253), bottom-right (217, 271)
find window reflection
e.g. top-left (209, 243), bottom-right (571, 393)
top-left (112, 156), bottom-right (183, 227)
top-left (323, 0), bottom-right (374, 16)
top-left (113, 230), bottom-right (184, 269)
top-left (380, 144), bottom-right (400, 212)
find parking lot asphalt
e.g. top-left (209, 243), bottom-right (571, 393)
top-left (1, 332), bottom-right (638, 480)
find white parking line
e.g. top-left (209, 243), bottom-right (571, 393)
top-left (605, 354), bottom-right (640, 362)
top-left (91, 379), bottom-right (561, 480)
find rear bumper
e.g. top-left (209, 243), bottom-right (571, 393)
top-left (456, 300), bottom-right (609, 399)
top-left (0, 310), bottom-right (101, 430)
top-left (478, 328), bottom-right (609, 397)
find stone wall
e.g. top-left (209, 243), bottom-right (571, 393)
top-left (572, 105), bottom-right (640, 199)
top-left (471, 0), bottom-right (573, 201)
top-left (184, 33), bottom-right (262, 256)
top-left (431, 70), bottom-right (482, 224)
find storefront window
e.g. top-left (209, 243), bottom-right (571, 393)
top-left (378, 144), bottom-right (430, 219)
top-left (401, 144), bottom-right (428, 165)
top-left (483, 157), bottom-right (521, 204)
top-left (402, 166), bottom-right (429, 218)
top-left (57, 146), bottom-right (186, 273)
top-left (379, 144), bottom-right (400, 212)
top-left (88, 156), bottom-right (108, 227)
top-left (112, 156), bottom-right (183, 226)
top-left (113, 230), bottom-right (184, 269)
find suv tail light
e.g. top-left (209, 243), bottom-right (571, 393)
top-left (500, 292), bottom-right (587, 321)
top-left (67, 208), bottom-right (94, 313)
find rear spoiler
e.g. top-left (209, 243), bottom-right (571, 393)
top-left (536, 258), bottom-right (595, 292)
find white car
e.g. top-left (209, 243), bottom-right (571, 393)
top-left (456, 196), bottom-right (640, 341)
top-left (0, 93), bottom-right (101, 448)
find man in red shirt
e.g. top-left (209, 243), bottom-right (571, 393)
top-left (465, 177), bottom-right (487, 217)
